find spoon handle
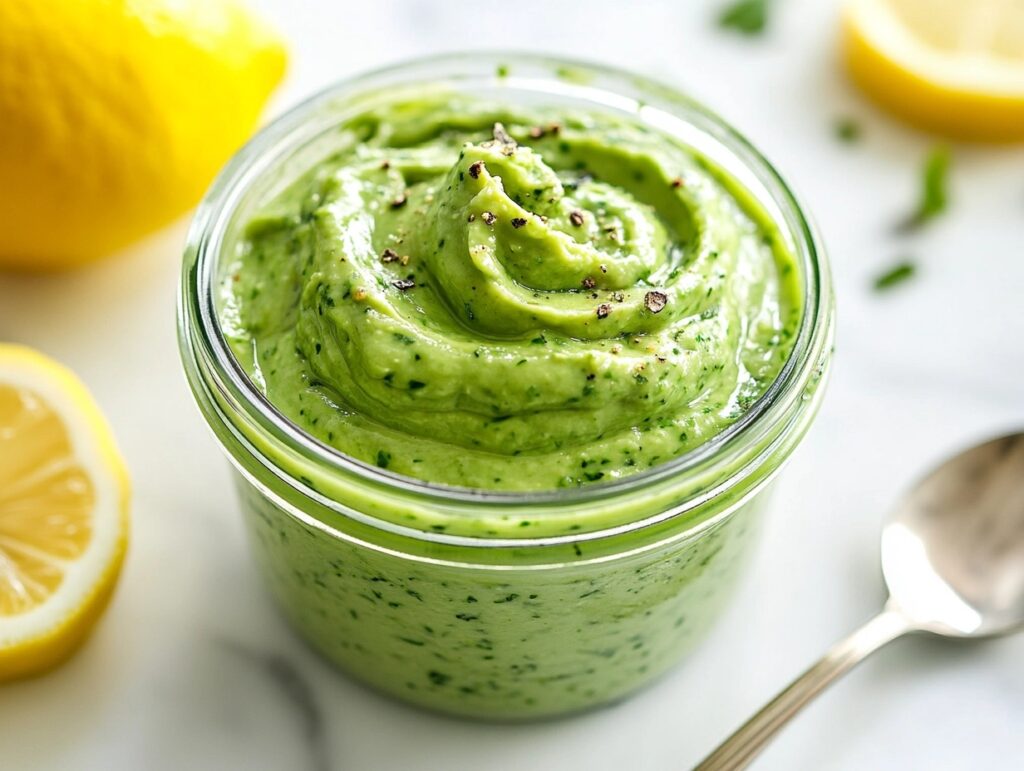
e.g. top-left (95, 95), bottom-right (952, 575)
top-left (694, 606), bottom-right (914, 770)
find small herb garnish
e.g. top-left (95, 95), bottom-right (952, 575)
top-left (899, 145), bottom-right (951, 231)
top-left (511, 217), bottom-right (527, 228)
top-left (569, 210), bottom-right (585, 227)
top-left (596, 303), bottom-right (611, 319)
top-left (428, 670), bottom-right (451, 686)
top-left (717, 0), bottom-right (769, 34)
top-left (873, 261), bottom-right (917, 291)
top-left (391, 278), bottom-right (415, 291)
top-left (375, 450), bottom-right (391, 469)
top-left (834, 117), bottom-right (862, 143)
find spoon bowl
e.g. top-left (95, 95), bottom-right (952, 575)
top-left (883, 432), bottom-right (1024, 637)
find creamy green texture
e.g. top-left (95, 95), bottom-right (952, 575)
top-left (222, 96), bottom-right (800, 490)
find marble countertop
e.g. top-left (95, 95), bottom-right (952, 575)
top-left (2, 1), bottom-right (1022, 768)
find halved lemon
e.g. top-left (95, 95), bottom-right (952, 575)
top-left (843, 0), bottom-right (1024, 141)
top-left (0, 344), bottom-right (129, 681)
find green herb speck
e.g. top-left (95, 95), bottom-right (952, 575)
top-left (873, 261), bottom-right (917, 292)
top-left (717, 0), bottom-right (769, 35)
top-left (834, 117), bottom-right (862, 143)
top-left (901, 145), bottom-right (951, 230)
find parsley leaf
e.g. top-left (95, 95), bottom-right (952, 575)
top-left (872, 261), bottom-right (917, 292)
top-left (718, 0), bottom-right (770, 35)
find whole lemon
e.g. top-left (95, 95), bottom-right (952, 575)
top-left (0, 0), bottom-right (287, 270)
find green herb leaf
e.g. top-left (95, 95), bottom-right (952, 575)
top-left (717, 0), bottom-right (769, 35)
top-left (900, 145), bottom-right (951, 230)
top-left (872, 261), bottom-right (916, 292)
top-left (834, 117), bottom-right (862, 143)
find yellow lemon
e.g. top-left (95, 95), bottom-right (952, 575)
top-left (0, 344), bottom-right (130, 680)
top-left (0, 0), bottom-right (287, 270)
top-left (843, 0), bottom-right (1024, 141)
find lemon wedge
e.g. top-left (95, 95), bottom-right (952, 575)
top-left (0, 345), bottom-right (129, 681)
top-left (843, 0), bottom-right (1024, 141)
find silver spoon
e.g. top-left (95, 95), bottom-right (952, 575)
top-left (696, 432), bottom-right (1024, 770)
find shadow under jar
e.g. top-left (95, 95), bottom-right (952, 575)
top-left (178, 53), bottom-right (834, 720)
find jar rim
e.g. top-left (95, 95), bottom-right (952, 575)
top-left (179, 51), bottom-right (833, 516)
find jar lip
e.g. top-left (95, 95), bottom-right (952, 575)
top-left (182, 50), bottom-right (832, 508)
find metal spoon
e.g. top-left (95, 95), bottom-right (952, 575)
top-left (696, 432), bottom-right (1024, 770)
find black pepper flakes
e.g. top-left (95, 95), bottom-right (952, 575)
top-left (569, 210), bottom-right (585, 227)
top-left (482, 211), bottom-right (496, 225)
top-left (599, 264), bottom-right (608, 273)
top-left (644, 291), bottom-right (668, 313)
top-left (391, 278), bottom-right (416, 291)
top-left (468, 161), bottom-right (485, 179)
top-left (380, 160), bottom-right (391, 170)
top-left (596, 303), bottom-right (611, 319)
top-left (492, 122), bottom-right (515, 146)
top-left (671, 177), bottom-right (684, 188)
top-left (381, 248), bottom-right (400, 263)
top-left (582, 276), bottom-right (596, 289)
top-left (511, 217), bottom-right (527, 228)
top-left (467, 213), bottom-right (476, 222)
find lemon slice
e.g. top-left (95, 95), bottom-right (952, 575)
top-left (0, 345), bottom-right (129, 680)
top-left (843, 0), bottom-right (1024, 140)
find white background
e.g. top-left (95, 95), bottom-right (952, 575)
top-left (1, 1), bottom-right (1022, 769)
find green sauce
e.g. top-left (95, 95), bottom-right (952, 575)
top-left (221, 95), bottom-right (801, 491)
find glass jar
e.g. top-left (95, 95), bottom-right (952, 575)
top-left (178, 53), bottom-right (834, 720)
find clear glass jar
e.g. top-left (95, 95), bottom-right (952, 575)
top-left (178, 53), bottom-right (834, 720)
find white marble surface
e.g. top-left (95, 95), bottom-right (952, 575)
top-left (2, 1), bottom-right (1023, 769)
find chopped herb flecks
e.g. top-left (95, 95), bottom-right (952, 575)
top-left (834, 117), bottom-right (862, 143)
top-left (872, 261), bottom-right (916, 291)
top-left (717, 0), bottom-right (769, 35)
top-left (899, 146), bottom-right (951, 231)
